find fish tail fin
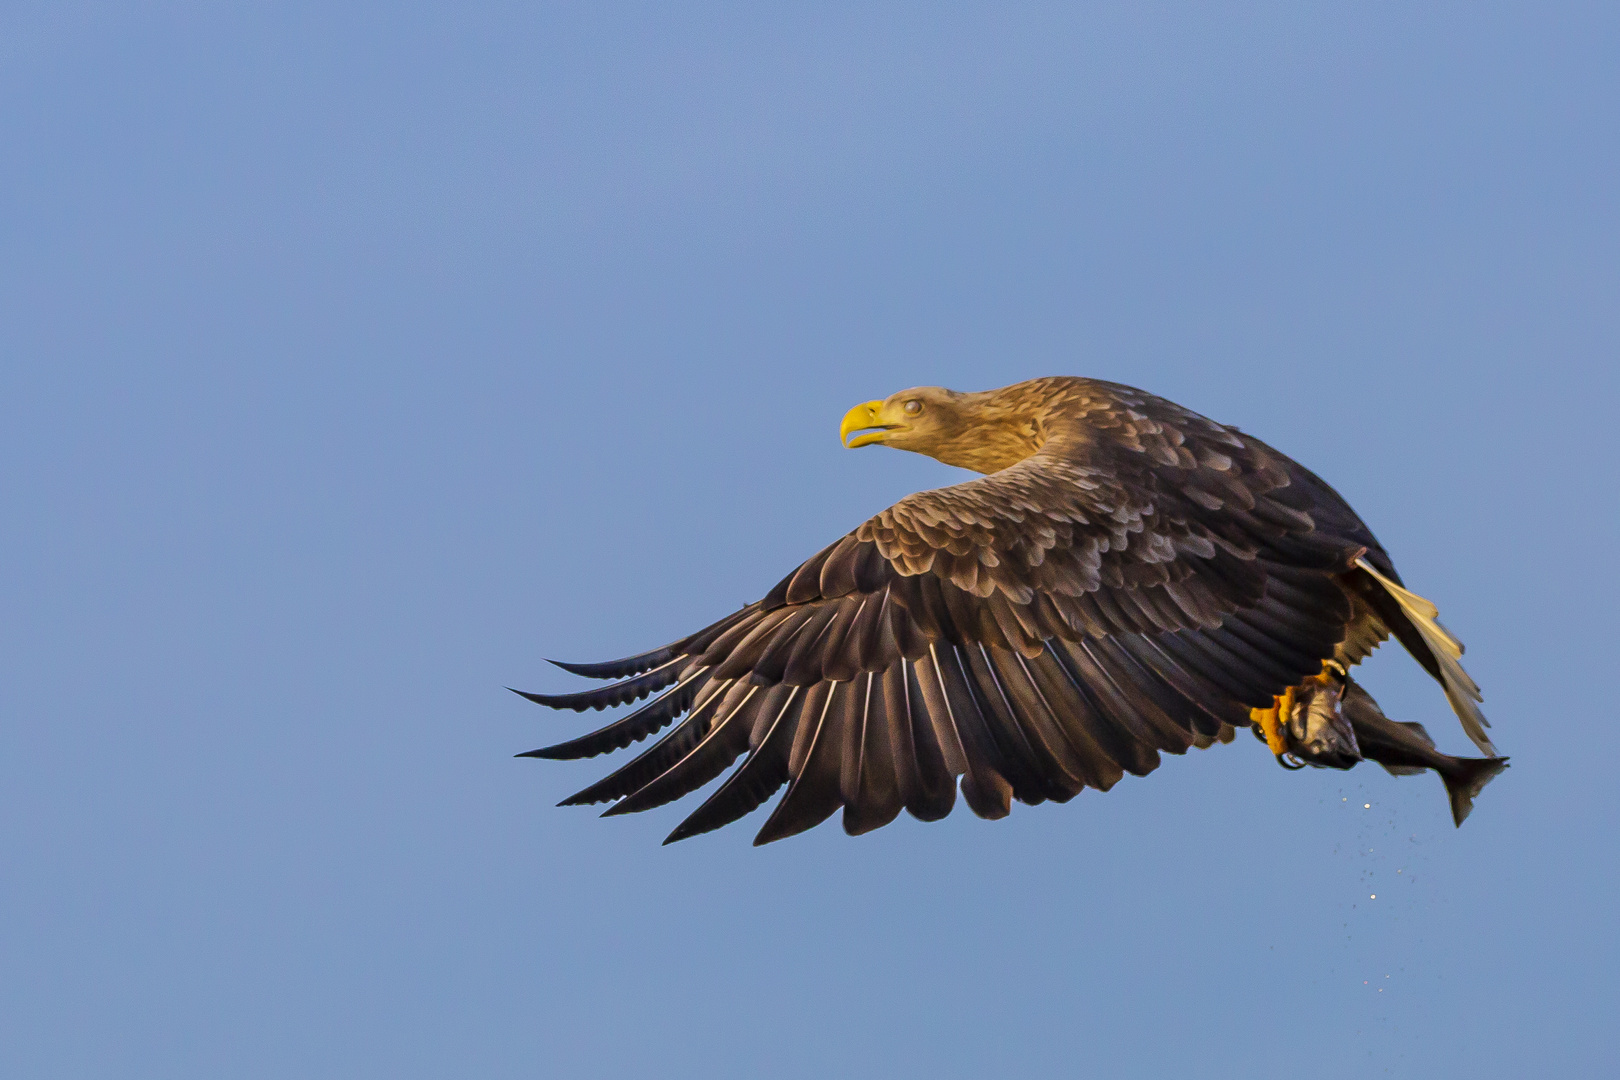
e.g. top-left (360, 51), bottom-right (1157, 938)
top-left (1441, 756), bottom-right (1509, 827)
top-left (1355, 558), bottom-right (1497, 755)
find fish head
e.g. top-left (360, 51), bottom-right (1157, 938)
top-left (1284, 678), bottom-right (1362, 770)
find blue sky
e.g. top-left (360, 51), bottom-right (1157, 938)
top-left (2, 4), bottom-right (1616, 1077)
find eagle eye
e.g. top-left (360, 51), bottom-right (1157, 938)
top-left (903, 400), bottom-right (922, 415)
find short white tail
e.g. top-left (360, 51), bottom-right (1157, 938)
top-left (1357, 557), bottom-right (1496, 755)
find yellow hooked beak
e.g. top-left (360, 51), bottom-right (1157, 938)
top-left (840, 400), bottom-right (900, 448)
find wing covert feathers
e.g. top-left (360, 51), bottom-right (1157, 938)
top-left (518, 377), bottom-right (1499, 841)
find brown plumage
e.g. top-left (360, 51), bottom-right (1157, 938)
top-left (516, 377), bottom-right (1505, 843)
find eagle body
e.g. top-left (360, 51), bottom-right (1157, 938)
top-left (518, 377), bottom-right (1504, 842)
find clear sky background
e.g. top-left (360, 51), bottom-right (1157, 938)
top-left (3, 4), bottom-right (1616, 1077)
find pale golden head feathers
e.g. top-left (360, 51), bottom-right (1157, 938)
top-left (840, 383), bottom-right (1054, 474)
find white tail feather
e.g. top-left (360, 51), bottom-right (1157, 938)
top-left (1356, 558), bottom-right (1497, 755)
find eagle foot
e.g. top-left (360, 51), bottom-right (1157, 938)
top-left (1251, 662), bottom-right (1363, 771)
top-left (1250, 686), bottom-right (1296, 757)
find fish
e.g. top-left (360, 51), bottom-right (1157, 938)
top-left (1341, 680), bottom-right (1509, 827)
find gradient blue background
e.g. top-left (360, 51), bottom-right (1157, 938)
top-left (3, 4), bottom-right (1616, 1077)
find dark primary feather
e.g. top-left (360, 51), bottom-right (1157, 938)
top-left (754, 682), bottom-right (848, 845)
top-left (601, 682), bottom-right (761, 816)
top-left (519, 377), bottom-right (1477, 843)
top-left (543, 605), bottom-right (756, 679)
top-left (545, 649), bottom-right (679, 681)
top-left (663, 685), bottom-right (800, 844)
top-left (515, 668), bottom-right (712, 760)
top-left (557, 679), bottom-right (736, 807)
top-left (841, 670), bottom-right (906, 835)
top-left (511, 656), bottom-right (685, 712)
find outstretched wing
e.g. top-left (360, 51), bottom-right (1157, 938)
top-left (518, 391), bottom-right (1397, 844)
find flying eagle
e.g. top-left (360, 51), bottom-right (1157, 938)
top-left (517, 377), bottom-right (1506, 844)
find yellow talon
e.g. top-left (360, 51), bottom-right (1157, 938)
top-left (1251, 685), bottom-right (1296, 757)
